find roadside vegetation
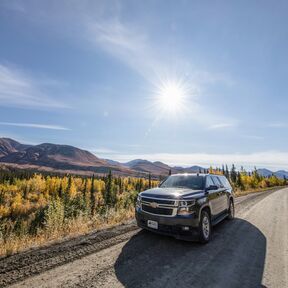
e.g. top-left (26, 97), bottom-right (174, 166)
top-left (207, 165), bottom-right (287, 196)
top-left (0, 166), bottom-right (286, 257)
top-left (0, 168), bottom-right (158, 257)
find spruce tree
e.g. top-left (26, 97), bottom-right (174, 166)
top-left (83, 178), bottom-right (88, 210)
top-left (225, 164), bottom-right (229, 179)
top-left (90, 174), bottom-right (96, 216)
top-left (105, 170), bottom-right (113, 207)
top-left (236, 172), bottom-right (244, 190)
top-left (58, 181), bottom-right (63, 199)
top-left (230, 164), bottom-right (237, 183)
top-left (222, 165), bottom-right (225, 175)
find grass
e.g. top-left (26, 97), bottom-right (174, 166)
top-left (1, 186), bottom-right (286, 258)
top-left (234, 186), bottom-right (285, 197)
top-left (0, 207), bottom-right (135, 258)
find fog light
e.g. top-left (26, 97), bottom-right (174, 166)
top-left (182, 226), bottom-right (190, 231)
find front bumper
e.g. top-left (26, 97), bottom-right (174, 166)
top-left (135, 207), bottom-right (200, 241)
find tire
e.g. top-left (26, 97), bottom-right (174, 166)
top-left (199, 210), bottom-right (211, 244)
top-left (227, 199), bottom-right (235, 220)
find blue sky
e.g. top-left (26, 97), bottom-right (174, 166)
top-left (0, 0), bottom-right (288, 170)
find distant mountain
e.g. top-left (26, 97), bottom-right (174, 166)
top-left (257, 168), bottom-right (288, 179)
top-left (124, 160), bottom-right (206, 175)
top-left (104, 159), bottom-right (123, 166)
top-left (275, 170), bottom-right (288, 179)
top-left (124, 159), bottom-right (172, 176)
top-left (0, 138), bottom-right (132, 175)
top-left (186, 165), bottom-right (206, 173)
top-left (1, 138), bottom-right (287, 178)
top-left (0, 138), bottom-right (31, 157)
top-left (257, 168), bottom-right (273, 177)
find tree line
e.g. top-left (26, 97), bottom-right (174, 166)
top-left (0, 165), bottom-right (286, 255)
top-left (0, 169), bottom-right (158, 255)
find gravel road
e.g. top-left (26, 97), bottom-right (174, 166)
top-left (1, 187), bottom-right (287, 288)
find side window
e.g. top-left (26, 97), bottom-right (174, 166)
top-left (217, 177), bottom-right (226, 188)
top-left (219, 176), bottom-right (232, 189)
top-left (212, 176), bottom-right (223, 188)
top-left (205, 176), bottom-right (214, 188)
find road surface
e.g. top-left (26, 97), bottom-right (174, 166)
top-left (1, 187), bottom-right (287, 288)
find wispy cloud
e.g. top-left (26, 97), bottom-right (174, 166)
top-left (0, 122), bottom-right (70, 130)
top-left (0, 64), bottom-right (68, 109)
top-left (86, 17), bottom-right (238, 128)
top-left (208, 123), bottom-right (236, 130)
top-left (87, 19), bottom-right (156, 80)
top-left (241, 134), bottom-right (264, 140)
top-left (90, 147), bottom-right (118, 154)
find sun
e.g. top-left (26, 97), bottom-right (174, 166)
top-left (154, 78), bottom-right (188, 115)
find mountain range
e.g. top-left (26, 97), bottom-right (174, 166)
top-left (0, 138), bottom-right (287, 178)
top-left (256, 168), bottom-right (288, 179)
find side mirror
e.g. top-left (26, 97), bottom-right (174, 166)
top-left (206, 185), bottom-right (218, 191)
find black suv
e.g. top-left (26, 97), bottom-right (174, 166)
top-left (135, 173), bottom-right (234, 243)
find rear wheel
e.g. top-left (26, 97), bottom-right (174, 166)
top-left (227, 199), bottom-right (235, 220)
top-left (199, 210), bottom-right (211, 244)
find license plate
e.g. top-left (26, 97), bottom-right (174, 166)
top-left (147, 220), bottom-right (158, 229)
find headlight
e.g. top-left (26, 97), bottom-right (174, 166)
top-left (177, 199), bottom-right (195, 215)
top-left (179, 200), bottom-right (188, 207)
top-left (136, 195), bottom-right (141, 208)
top-left (178, 199), bottom-right (195, 207)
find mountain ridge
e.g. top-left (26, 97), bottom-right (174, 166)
top-left (0, 138), bottom-right (287, 177)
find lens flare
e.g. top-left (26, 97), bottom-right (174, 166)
top-left (153, 78), bottom-right (190, 116)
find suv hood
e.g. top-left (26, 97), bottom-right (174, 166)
top-left (140, 187), bottom-right (204, 199)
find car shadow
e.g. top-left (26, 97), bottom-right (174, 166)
top-left (114, 218), bottom-right (266, 288)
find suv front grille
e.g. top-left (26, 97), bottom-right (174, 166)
top-left (142, 204), bottom-right (173, 216)
top-left (140, 196), bottom-right (178, 216)
top-left (141, 197), bottom-right (176, 206)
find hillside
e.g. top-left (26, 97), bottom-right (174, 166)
top-left (0, 138), bottom-right (132, 175)
top-left (257, 168), bottom-right (288, 179)
top-left (1, 138), bottom-right (287, 177)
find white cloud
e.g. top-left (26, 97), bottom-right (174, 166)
top-left (0, 64), bottom-right (68, 109)
top-left (107, 151), bottom-right (288, 171)
top-left (208, 123), bottom-right (236, 130)
top-left (90, 148), bottom-right (118, 154)
top-left (85, 17), bottom-right (238, 128)
top-left (0, 122), bottom-right (70, 130)
top-left (86, 19), bottom-right (157, 80)
top-left (241, 134), bottom-right (264, 140)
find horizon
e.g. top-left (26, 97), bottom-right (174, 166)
top-left (1, 1), bottom-right (288, 171)
top-left (1, 136), bottom-right (286, 173)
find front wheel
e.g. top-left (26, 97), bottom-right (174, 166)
top-left (199, 210), bottom-right (211, 244)
top-left (227, 199), bottom-right (235, 220)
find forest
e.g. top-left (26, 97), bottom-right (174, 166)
top-left (0, 166), bottom-right (286, 256)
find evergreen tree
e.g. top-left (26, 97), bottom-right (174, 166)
top-left (90, 174), bottom-right (96, 216)
top-left (66, 175), bottom-right (72, 196)
top-left (105, 170), bottom-right (113, 207)
top-left (58, 181), bottom-right (63, 199)
top-left (230, 164), bottom-right (237, 183)
top-left (148, 173), bottom-right (152, 189)
top-left (168, 169), bottom-right (172, 176)
top-left (236, 172), bottom-right (244, 190)
top-left (225, 164), bottom-right (229, 179)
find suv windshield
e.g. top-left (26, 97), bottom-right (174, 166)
top-left (160, 175), bottom-right (204, 190)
